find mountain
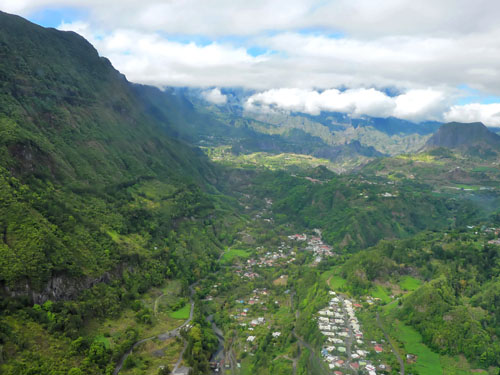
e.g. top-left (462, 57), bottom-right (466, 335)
top-left (0, 11), bottom-right (214, 186)
top-left (1, 10), bottom-right (498, 375)
top-left (425, 122), bottom-right (500, 151)
top-left (0, 10), bottom-right (227, 302)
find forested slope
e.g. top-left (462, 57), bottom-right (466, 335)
top-left (0, 12), bottom-right (239, 373)
top-left (339, 230), bottom-right (500, 367)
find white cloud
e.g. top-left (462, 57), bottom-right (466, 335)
top-left (4, 0), bottom-right (500, 123)
top-left (57, 22), bottom-right (266, 87)
top-left (394, 89), bottom-right (448, 122)
top-left (5, 0), bottom-right (500, 37)
top-left (202, 88), bottom-right (227, 105)
top-left (246, 88), bottom-right (397, 118)
top-left (245, 88), bottom-right (448, 122)
top-left (445, 103), bottom-right (500, 127)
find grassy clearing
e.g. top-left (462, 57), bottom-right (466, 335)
top-left (397, 154), bottom-right (437, 163)
top-left (453, 184), bottom-right (481, 191)
top-left (328, 275), bottom-right (347, 290)
top-left (383, 300), bottom-right (400, 313)
top-left (371, 285), bottom-right (392, 303)
top-left (121, 337), bottom-right (184, 375)
top-left (472, 166), bottom-right (498, 173)
top-left (394, 320), bottom-right (442, 375)
top-left (203, 147), bottom-right (338, 172)
top-left (94, 335), bottom-right (111, 349)
top-left (221, 248), bottom-right (251, 263)
top-left (322, 267), bottom-right (346, 290)
top-left (168, 304), bottom-right (190, 320)
top-left (399, 276), bottom-right (422, 291)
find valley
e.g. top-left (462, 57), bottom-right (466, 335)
top-left (0, 10), bottom-right (499, 375)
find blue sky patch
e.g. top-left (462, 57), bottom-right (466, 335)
top-left (27, 7), bottom-right (87, 28)
top-left (457, 84), bottom-right (500, 105)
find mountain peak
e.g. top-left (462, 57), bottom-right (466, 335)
top-left (425, 122), bottom-right (500, 150)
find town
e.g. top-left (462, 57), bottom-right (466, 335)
top-left (317, 292), bottom-right (390, 374)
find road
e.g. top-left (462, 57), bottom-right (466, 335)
top-left (153, 292), bottom-right (165, 315)
top-left (376, 312), bottom-right (405, 375)
top-left (113, 282), bottom-right (196, 375)
top-left (337, 294), bottom-right (354, 363)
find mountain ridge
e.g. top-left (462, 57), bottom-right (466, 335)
top-left (425, 121), bottom-right (500, 151)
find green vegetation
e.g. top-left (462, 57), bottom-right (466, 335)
top-left (393, 320), bottom-right (443, 375)
top-left (221, 248), bottom-right (251, 263)
top-left (399, 276), bottom-right (422, 291)
top-left (339, 231), bottom-right (500, 369)
top-left (168, 304), bottom-right (191, 320)
top-left (328, 275), bottom-right (347, 290)
top-left (0, 12), bottom-right (235, 375)
top-left (371, 285), bottom-right (392, 303)
top-left (0, 10), bottom-right (499, 375)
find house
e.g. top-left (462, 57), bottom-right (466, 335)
top-left (374, 345), bottom-right (383, 353)
top-left (247, 336), bottom-right (256, 342)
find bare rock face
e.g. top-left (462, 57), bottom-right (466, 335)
top-left (4, 272), bottom-right (115, 304)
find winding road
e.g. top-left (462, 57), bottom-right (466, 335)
top-left (113, 282), bottom-right (196, 375)
top-left (376, 312), bottom-right (405, 375)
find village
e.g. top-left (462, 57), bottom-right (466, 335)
top-left (317, 292), bottom-right (390, 375)
top-left (201, 193), bottom-right (398, 374)
top-left (233, 227), bottom-right (337, 281)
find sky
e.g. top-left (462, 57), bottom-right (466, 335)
top-left (2, 0), bottom-right (500, 125)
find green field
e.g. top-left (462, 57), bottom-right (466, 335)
top-left (394, 321), bottom-right (442, 375)
top-left (399, 276), bottom-right (422, 291)
top-left (472, 166), bottom-right (498, 173)
top-left (168, 304), bottom-right (191, 320)
top-left (371, 285), bottom-right (392, 303)
top-left (94, 335), bottom-right (111, 349)
top-left (221, 248), bottom-right (251, 263)
top-left (328, 275), bottom-right (347, 290)
top-left (322, 268), bottom-right (347, 290)
top-left (383, 300), bottom-right (400, 312)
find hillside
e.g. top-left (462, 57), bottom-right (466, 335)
top-left (339, 229), bottom-right (500, 368)
top-left (0, 11), bottom-right (243, 374)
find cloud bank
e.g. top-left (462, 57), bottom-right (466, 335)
top-left (202, 88), bottom-right (228, 105)
top-left (4, 0), bottom-right (500, 125)
top-left (445, 104), bottom-right (500, 126)
top-left (245, 88), bottom-right (449, 123)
